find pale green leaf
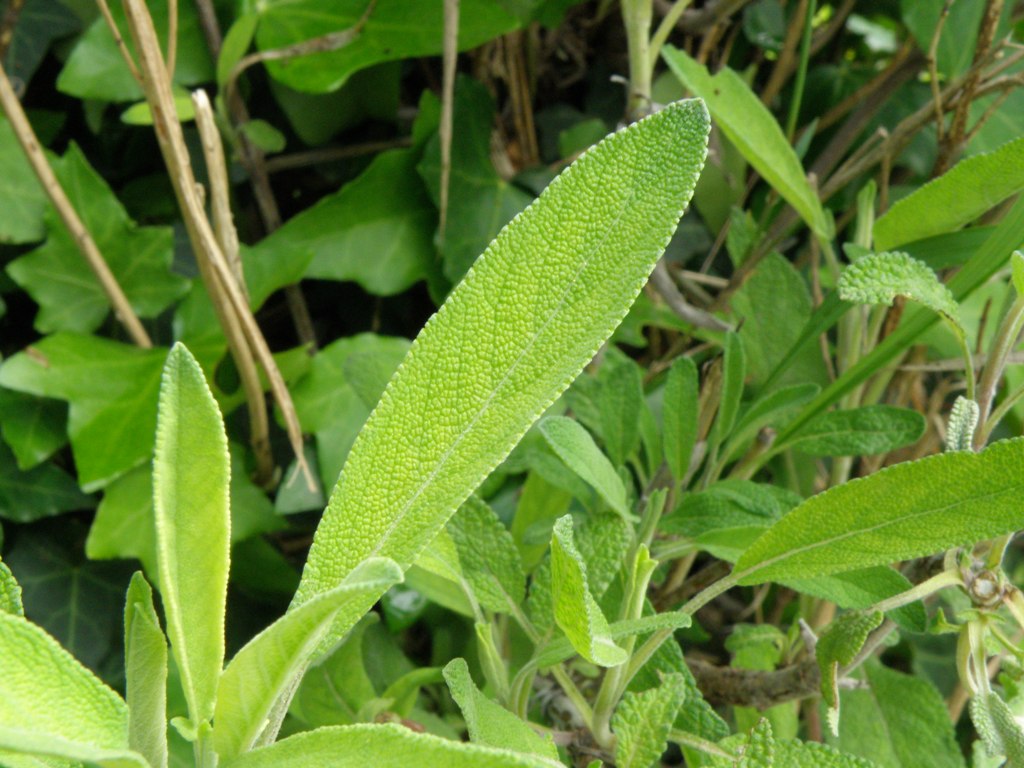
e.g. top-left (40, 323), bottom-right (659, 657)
top-left (7, 144), bottom-right (188, 335)
top-left (540, 416), bottom-right (632, 519)
top-left (946, 397), bottom-right (979, 452)
top-left (735, 437), bottom-right (1024, 584)
top-left (874, 136), bottom-right (1024, 251)
top-left (738, 718), bottom-right (775, 767)
top-left (120, 94), bottom-right (196, 126)
top-left (533, 611), bottom-right (692, 669)
top-left (511, 472), bottom-right (572, 571)
top-left (662, 356), bottom-right (699, 481)
top-left (830, 662), bottom-right (966, 768)
top-left (662, 46), bottom-right (831, 239)
top-left (576, 511), bottom-right (633, 598)
top-left (838, 251), bottom-right (962, 332)
top-left (0, 559), bottom-right (24, 616)
top-left (0, 727), bottom-right (146, 768)
top-left (217, 13), bottom-right (258, 86)
top-left (971, 692), bottom-right (1024, 765)
top-left (123, 573), bottom-right (168, 768)
top-left (220, 723), bottom-right (564, 768)
top-left (816, 611), bottom-right (883, 724)
top-left (0, 117), bottom-right (47, 244)
top-left (613, 673), bottom-right (687, 768)
top-left (213, 558), bottom-right (403, 760)
top-left (1013, 251), bottom-right (1024, 297)
top-left (443, 658), bottom-right (559, 760)
top-left (447, 496), bottom-right (527, 613)
top-left (295, 100), bottom-right (709, 613)
top-left (153, 343), bottom-right (231, 726)
top-left (0, 611), bottom-right (127, 748)
top-left (785, 405), bottom-right (926, 457)
top-left (550, 515), bottom-right (627, 667)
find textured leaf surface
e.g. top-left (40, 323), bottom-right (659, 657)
top-left (153, 344), bottom-right (230, 725)
top-left (252, 150), bottom-right (432, 295)
top-left (443, 658), bottom-right (558, 760)
top-left (830, 662), bottom-right (966, 768)
top-left (735, 437), bottom-right (1024, 584)
top-left (0, 334), bottom-right (166, 491)
top-left (7, 144), bottom-right (187, 334)
top-left (785, 405), bottom-right (926, 457)
top-left (0, 727), bottom-right (146, 768)
top-left (816, 612), bottom-right (883, 716)
top-left (970, 692), bottom-right (1024, 765)
top-left (662, 356), bottom-right (699, 481)
top-left (0, 559), bottom-right (23, 615)
top-left (783, 567), bottom-right (925, 632)
top-left (550, 515), bottom-right (627, 667)
top-left (222, 724), bottom-right (564, 768)
top-left (838, 252), bottom-right (961, 331)
top-left (447, 496), bottom-right (526, 613)
top-left (597, 355), bottom-right (644, 467)
top-left (295, 99), bottom-right (709, 608)
top-left (540, 416), bottom-right (631, 519)
top-left (0, 611), bottom-right (127, 748)
top-left (613, 673), bottom-right (687, 768)
top-left (663, 46), bottom-right (831, 239)
top-left (874, 136), bottom-right (1024, 250)
top-left (213, 558), bottom-right (403, 760)
top-left (123, 573), bottom-right (167, 768)
top-left (0, 117), bottom-right (47, 244)
top-left (738, 718), bottom-right (775, 767)
top-left (714, 332), bottom-right (747, 443)
top-left (532, 611), bottom-right (691, 669)
top-left (945, 397), bottom-right (979, 451)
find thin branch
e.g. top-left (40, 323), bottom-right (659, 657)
top-left (648, 0), bottom-right (693, 68)
top-left (439, 0), bottom-right (459, 238)
top-left (121, 0), bottom-right (313, 489)
top-left (166, 0), bottom-right (178, 77)
top-left (0, 59), bottom-right (152, 348)
top-left (649, 261), bottom-right (734, 331)
top-left (96, 0), bottom-right (142, 85)
top-left (263, 137), bottom-right (413, 174)
top-left (760, 0), bottom-right (808, 107)
top-left (652, 0), bottom-right (751, 35)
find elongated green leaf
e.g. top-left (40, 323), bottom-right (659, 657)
top-left (723, 383), bottom-right (819, 462)
top-left (0, 727), bottom-right (146, 768)
top-left (663, 356), bottom-right (699, 481)
top-left (0, 559), bottom-right (23, 616)
top-left (838, 252), bottom-right (962, 332)
top-left (213, 558), bottom-right (403, 761)
top-left (831, 662), bottom-right (966, 768)
top-left (816, 611), bottom-right (883, 733)
top-left (714, 332), bottom-right (747, 443)
top-left (598, 355), bottom-right (644, 467)
top-left (550, 515), bottom-right (627, 667)
top-left (153, 343), bottom-right (230, 726)
top-left (0, 611), bottom-right (127, 748)
top-left (443, 658), bottom-right (558, 760)
top-left (613, 673), bottom-right (687, 768)
top-left (735, 437), bottom-right (1024, 584)
top-left (971, 692), bottom-right (1024, 765)
top-left (221, 724), bottom-right (564, 768)
top-left (662, 46), bottom-right (831, 239)
top-left (540, 416), bottom-right (631, 519)
top-left (785, 405), bottom-right (926, 457)
top-left (783, 567), bottom-right (926, 632)
top-left (123, 573), bottom-right (168, 768)
top-left (875, 136), bottom-right (1024, 251)
top-left (447, 496), bottom-right (526, 613)
top-left (295, 99), bottom-right (709, 609)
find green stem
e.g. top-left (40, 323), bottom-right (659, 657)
top-left (785, 0), bottom-right (816, 140)
top-left (975, 294), bottom-right (1024, 447)
top-left (621, 0), bottom-right (654, 118)
top-left (869, 569), bottom-right (961, 614)
top-left (648, 0), bottom-right (693, 70)
top-left (670, 730), bottom-right (736, 759)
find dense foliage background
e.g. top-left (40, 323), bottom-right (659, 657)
top-left (3, 0), bottom-right (1024, 765)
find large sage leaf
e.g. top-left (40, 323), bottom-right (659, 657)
top-left (212, 558), bottom-right (403, 761)
top-left (221, 724), bottom-right (564, 768)
top-left (735, 437), bottom-right (1024, 584)
top-left (0, 611), bottom-right (127, 749)
top-left (153, 343), bottom-right (230, 726)
top-left (295, 99), bottom-right (709, 606)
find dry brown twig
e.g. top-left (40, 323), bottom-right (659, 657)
top-left (439, 0), bottom-right (459, 238)
top-left (0, 59), bottom-right (152, 348)
top-left (120, 0), bottom-right (313, 489)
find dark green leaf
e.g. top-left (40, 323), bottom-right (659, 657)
top-left (0, 116), bottom-right (48, 244)
top-left (597, 354), bottom-right (644, 467)
top-left (0, 442), bottom-right (90, 523)
top-left (0, 389), bottom-right (68, 470)
top-left (663, 356), bottom-right (699, 481)
top-left (786, 405), bottom-right (926, 457)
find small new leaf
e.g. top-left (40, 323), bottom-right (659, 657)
top-left (613, 673), bottom-right (688, 768)
top-left (945, 397), bottom-right (979, 452)
top-left (816, 611), bottom-right (883, 735)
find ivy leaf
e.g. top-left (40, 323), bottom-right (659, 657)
top-left (123, 573), bottom-right (168, 768)
top-left (816, 611), bottom-right (883, 734)
top-left (550, 515), bottom-right (628, 667)
top-left (0, 442), bottom-right (91, 523)
top-left (734, 437), bottom-right (1024, 585)
top-left (0, 116), bottom-right (47, 244)
top-left (838, 251), bottom-right (962, 334)
top-left (785, 405), bottom-right (926, 457)
top-left (294, 99), bottom-right (709, 625)
top-left (0, 389), bottom-right (67, 470)
top-left (255, 0), bottom-right (524, 93)
top-left (57, 0), bottom-right (213, 101)
top-left (540, 416), bottom-right (632, 520)
top-left (443, 658), bottom-right (559, 760)
top-left (7, 143), bottom-right (188, 335)
top-left (447, 496), bottom-right (527, 613)
top-left (418, 77), bottom-right (534, 283)
top-left (663, 46), bottom-right (832, 240)
top-left (153, 344), bottom-right (230, 727)
top-left (251, 150), bottom-right (433, 296)
top-left (830, 662), bottom-right (966, 768)
top-left (874, 136), bottom-right (1024, 251)
top-left (662, 356), bottom-right (699, 482)
top-left (0, 610), bottom-right (128, 750)
top-left (613, 673), bottom-right (688, 768)
top-left (218, 723), bottom-right (564, 768)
